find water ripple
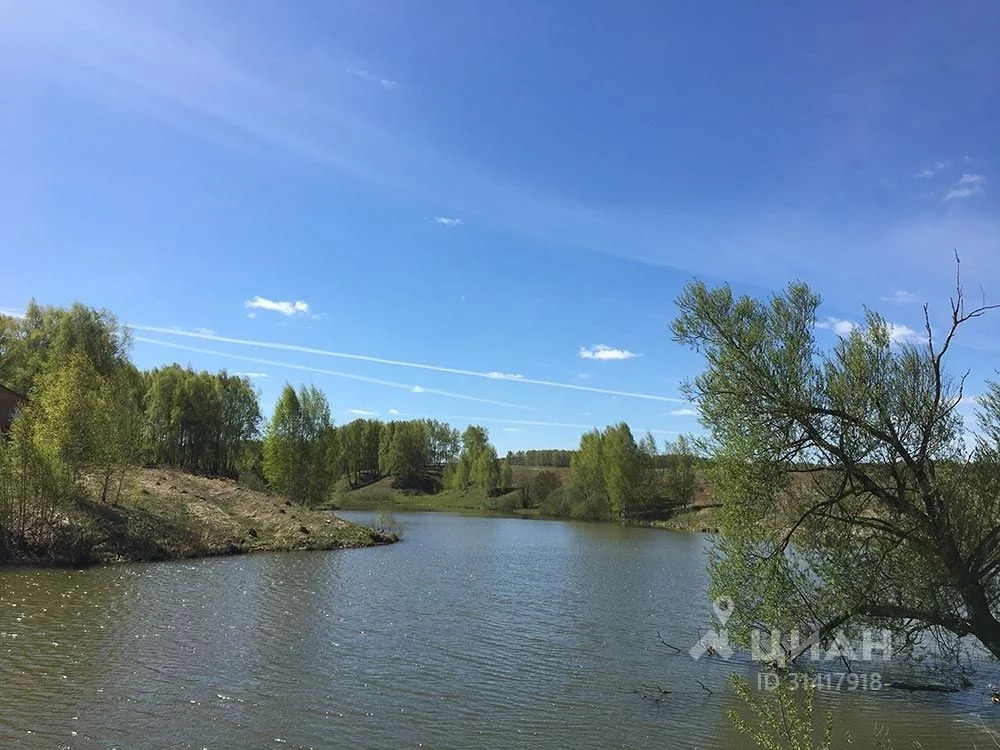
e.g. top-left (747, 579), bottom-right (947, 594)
top-left (0, 514), bottom-right (998, 748)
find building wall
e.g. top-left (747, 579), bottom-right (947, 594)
top-left (0, 387), bottom-right (26, 432)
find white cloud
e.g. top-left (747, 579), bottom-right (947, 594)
top-left (957, 394), bottom-right (981, 409)
top-left (411, 385), bottom-right (425, 393)
top-left (232, 371), bottom-right (268, 379)
top-left (915, 159), bottom-right (954, 178)
top-left (195, 327), bottom-right (215, 335)
top-left (669, 408), bottom-right (698, 416)
top-left (486, 371), bottom-right (524, 380)
top-left (815, 317), bottom-right (858, 336)
top-left (349, 408), bottom-right (378, 416)
top-left (816, 317), bottom-right (919, 343)
top-left (880, 290), bottom-right (919, 304)
top-left (388, 408), bottom-right (400, 415)
top-left (502, 427), bottom-right (521, 432)
top-left (433, 216), bottom-right (463, 227)
top-left (244, 296), bottom-right (310, 316)
top-left (887, 323), bottom-right (919, 343)
top-left (347, 65), bottom-right (397, 89)
top-left (578, 344), bottom-right (642, 361)
top-left (944, 173), bottom-right (986, 201)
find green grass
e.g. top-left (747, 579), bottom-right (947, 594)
top-left (630, 503), bottom-right (720, 533)
top-left (334, 476), bottom-right (538, 516)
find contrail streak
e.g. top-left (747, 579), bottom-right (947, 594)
top-left (390, 412), bottom-right (680, 436)
top-left (130, 325), bottom-right (686, 403)
top-left (133, 337), bottom-right (534, 411)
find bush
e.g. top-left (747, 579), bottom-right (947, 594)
top-left (529, 470), bottom-right (561, 505)
top-left (539, 486), bottom-right (573, 517)
top-left (493, 491), bottom-right (522, 513)
top-left (372, 509), bottom-right (403, 538)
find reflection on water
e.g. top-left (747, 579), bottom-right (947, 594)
top-left (1, 512), bottom-right (997, 748)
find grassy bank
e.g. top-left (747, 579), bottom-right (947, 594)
top-left (332, 475), bottom-right (718, 530)
top-left (333, 476), bottom-right (538, 516)
top-left (629, 504), bottom-right (720, 533)
top-left (4, 468), bottom-right (397, 567)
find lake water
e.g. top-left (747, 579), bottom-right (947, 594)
top-left (1, 511), bottom-right (997, 748)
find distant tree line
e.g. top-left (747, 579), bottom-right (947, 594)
top-left (505, 444), bottom-right (706, 472)
top-left (513, 431), bottom-right (701, 521)
top-left (259, 388), bottom-right (478, 504)
top-left (505, 449), bottom-right (575, 468)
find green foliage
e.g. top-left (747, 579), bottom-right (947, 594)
top-left (27, 352), bottom-right (143, 506)
top-left (446, 425), bottom-right (502, 495)
top-left (663, 434), bottom-right (699, 504)
top-left (0, 301), bottom-right (131, 395)
top-left (423, 419), bottom-right (460, 466)
top-left (372, 509), bottom-right (404, 538)
top-left (500, 459), bottom-right (513, 492)
top-left (378, 420), bottom-right (430, 487)
top-left (492, 487), bottom-right (522, 513)
top-left (32, 353), bottom-right (103, 487)
top-left (539, 485), bottom-right (573, 516)
top-left (505, 449), bottom-right (575, 467)
top-left (263, 385), bottom-right (302, 500)
top-left (0, 406), bottom-right (62, 557)
top-left (337, 418), bottom-right (382, 485)
top-left (474, 445), bottom-right (501, 495)
top-left (92, 367), bottom-right (144, 504)
top-left (143, 365), bottom-right (261, 476)
top-left (568, 430), bottom-right (608, 517)
top-left (0, 303), bottom-right (145, 557)
top-left (448, 456), bottom-right (469, 489)
top-left (672, 277), bottom-right (1000, 659)
top-left (527, 470), bottom-right (562, 506)
top-left (263, 384), bottom-right (336, 506)
top-left (559, 423), bottom-right (656, 520)
top-left (728, 676), bottom-right (832, 750)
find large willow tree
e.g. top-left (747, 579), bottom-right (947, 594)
top-left (672, 272), bottom-right (1000, 661)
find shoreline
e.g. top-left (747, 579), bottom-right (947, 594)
top-left (333, 486), bottom-right (719, 532)
top-left (0, 468), bottom-right (398, 569)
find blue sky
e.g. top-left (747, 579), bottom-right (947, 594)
top-left (2, 0), bottom-right (999, 453)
